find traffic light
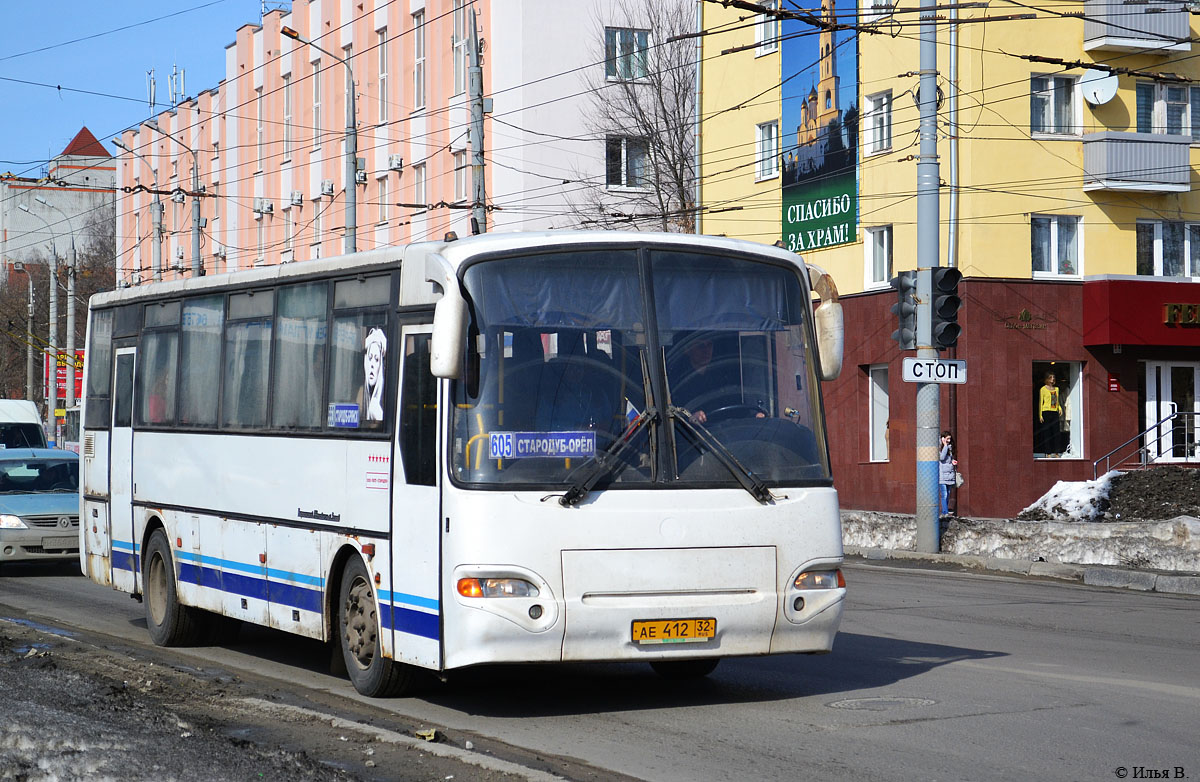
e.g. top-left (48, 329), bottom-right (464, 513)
top-left (890, 271), bottom-right (918, 350)
top-left (931, 267), bottom-right (963, 349)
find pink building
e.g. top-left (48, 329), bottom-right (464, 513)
top-left (114, 0), bottom-right (670, 285)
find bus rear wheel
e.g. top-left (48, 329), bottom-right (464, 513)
top-left (143, 529), bottom-right (205, 646)
top-left (338, 556), bottom-right (414, 697)
top-left (650, 658), bottom-right (720, 680)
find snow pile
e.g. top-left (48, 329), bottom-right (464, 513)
top-left (1017, 471), bottom-right (1118, 522)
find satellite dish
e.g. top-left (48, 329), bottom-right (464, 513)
top-left (1081, 71), bottom-right (1119, 106)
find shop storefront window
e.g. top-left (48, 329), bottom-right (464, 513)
top-left (1033, 361), bottom-right (1082, 459)
top-left (868, 364), bottom-right (889, 461)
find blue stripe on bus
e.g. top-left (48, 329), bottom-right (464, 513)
top-left (382, 603), bottom-right (440, 641)
top-left (378, 589), bottom-right (440, 612)
top-left (113, 550), bottom-right (136, 572)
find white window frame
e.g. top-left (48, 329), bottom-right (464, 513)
top-left (1030, 74), bottom-right (1080, 136)
top-left (755, 1), bottom-right (779, 56)
top-left (377, 176), bottom-right (389, 224)
top-left (605, 136), bottom-right (650, 190)
top-left (312, 60), bottom-right (323, 147)
top-left (1031, 214), bottom-right (1082, 277)
top-left (865, 90), bottom-right (892, 155)
top-left (312, 199), bottom-right (323, 258)
top-left (756, 121), bottom-right (779, 181)
top-left (412, 12), bottom-right (426, 110)
top-left (452, 1), bottom-right (468, 96)
top-left (1033, 360), bottom-right (1083, 459)
top-left (864, 225), bottom-right (893, 288)
top-left (868, 364), bottom-right (889, 462)
top-left (255, 87), bottom-right (264, 171)
top-left (453, 150), bottom-right (468, 202)
top-left (284, 210), bottom-right (294, 251)
top-left (605, 27), bottom-right (649, 82)
top-left (282, 75), bottom-right (293, 161)
top-left (1136, 81), bottom-right (1200, 137)
top-left (378, 29), bottom-right (389, 124)
top-left (1136, 219), bottom-right (1200, 278)
top-left (413, 163), bottom-right (427, 206)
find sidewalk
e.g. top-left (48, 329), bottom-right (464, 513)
top-left (841, 510), bottom-right (1200, 597)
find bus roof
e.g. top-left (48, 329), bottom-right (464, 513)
top-left (88, 231), bottom-right (807, 312)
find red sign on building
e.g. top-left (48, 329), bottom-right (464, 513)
top-left (43, 350), bottom-right (85, 404)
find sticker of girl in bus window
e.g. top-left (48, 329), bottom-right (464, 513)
top-left (364, 327), bottom-right (387, 422)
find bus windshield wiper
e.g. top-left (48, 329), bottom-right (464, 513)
top-left (558, 407), bottom-right (658, 508)
top-left (668, 407), bottom-right (772, 504)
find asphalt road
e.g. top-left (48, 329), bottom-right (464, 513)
top-left (1, 559), bottom-right (1197, 782)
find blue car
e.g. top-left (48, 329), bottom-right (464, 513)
top-left (0, 449), bottom-right (80, 565)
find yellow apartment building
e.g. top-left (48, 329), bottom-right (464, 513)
top-left (700, 1), bottom-right (1200, 518)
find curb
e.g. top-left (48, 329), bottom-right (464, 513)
top-left (844, 546), bottom-right (1200, 596)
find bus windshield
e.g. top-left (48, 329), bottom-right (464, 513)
top-left (451, 248), bottom-right (830, 490)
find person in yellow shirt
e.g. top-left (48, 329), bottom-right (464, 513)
top-left (1037, 372), bottom-right (1063, 457)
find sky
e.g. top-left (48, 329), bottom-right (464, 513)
top-left (0, 0), bottom-right (267, 177)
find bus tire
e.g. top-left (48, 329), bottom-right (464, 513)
top-left (649, 658), bottom-right (720, 680)
top-left (339, 556), bottom-right (413, 697)
top-left (143, 529), bottom-right (205, 647)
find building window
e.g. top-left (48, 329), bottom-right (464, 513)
top-left (605, 136), bottom-right (649, 189)
top-left (256, 218), bottom-right (265, 264)
top-left (377, 177), bottom-right (389, 223)
top-left (605, 27), bottom-right (649, 81)
top-left (755, 1), bottom-right (779, 55)
top-left (1137, 220), bottom-right (1199, 277)
top-left (1031, 214), bottom-right (1080, 276)
top-left (413, 163), bottom-right (427, 205)
top-left (452, 0), bottom-right (468, 96)
top-left (255, 87), bottom-right (264, 170)
top-left (1030, 75), bottom-right (1078, 135)
top-left (343, 45), bottom-right (353, 120)
top-left (284, 210), bottom-right (294, 251)
top-left (312, 60), bottom-right (323, 146)
top-left (377, 29), bottom-right (389, 123)
top-left (865, 225), bottom-right (892, 286)
top-left (282, 75), bottom-right (293, 160)
top-left (868, 364), bottom-right (889, 462)
top-left (312, 200), bottom-right (323, 258)
top-left (756, 121), bottom-right (779, 180)
top-left (1033, 361), bottom-right (1082, 459)
top-left (412, 12), bottom-right (425, 110)
top-left (865, 90), bottom-right (892, 154)
top-left (1136, 82), bottom-right (1200, 136)
top-left (453, 150), bottom-right (468, 202)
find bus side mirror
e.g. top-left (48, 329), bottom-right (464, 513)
top-left (427, 255), bottom-right (467, 379)
top-left (808, 264), bottom-right (844, 381)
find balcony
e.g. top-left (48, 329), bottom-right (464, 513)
top-left (1082, 132), bottom-right (1191, 193)
top-left (1083, 0), bottom-right (1190, 53)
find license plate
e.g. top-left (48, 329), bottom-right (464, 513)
top-left (631, 618), bottom-right (716, 645)
top-left (41, 536), bottom-right (78, 550)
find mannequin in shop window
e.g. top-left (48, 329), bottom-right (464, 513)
top-left (1036, 371), bottom-right (1064, 457)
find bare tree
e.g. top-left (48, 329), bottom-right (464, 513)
top-left (570, 0), bottom-right (697, 232)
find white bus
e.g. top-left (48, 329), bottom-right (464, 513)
top-left (80, 231), bottom-right (846, 696)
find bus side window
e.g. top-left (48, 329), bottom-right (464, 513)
top-left (84, 310), bottom-right (114, 430)
top-left (400, 333), bottom-right (436, 486)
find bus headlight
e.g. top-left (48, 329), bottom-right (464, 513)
top-left (0, 515), bottom-right (28, 529)
top-left (794, 570), bottom-right (845, 590)
top-left (457, 577), bottom-right (540, 598)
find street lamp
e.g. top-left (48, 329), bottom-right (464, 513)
top-left (145, 121), bottom-right (203, 277)
top-left (16, 202), bottom-right (59, 442)
top-left (112, 137), bottom-right (164, 282)
top-left (35, 195), bottom-right (79, 410)
top-left (280, 25), bottom-right (358, 254)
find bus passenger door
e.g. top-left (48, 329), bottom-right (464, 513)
top-left (109, 347), bottom-right (137, 593)
top-left (389, 326), bottom-right (442, 669)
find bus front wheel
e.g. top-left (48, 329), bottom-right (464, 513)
top-left (143, 529), bottom-right (205, 646)
top-left (338, 556), bottom-right (414, 697)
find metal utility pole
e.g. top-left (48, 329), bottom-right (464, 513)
top-left (280, 26), bottom-right (357, 253)
top-left (914, 0), bottom-right (941, 553)
top-left (468, 8), bottom-right (487, 234)
top-left (37, 196), bottom-right (78, 408)
top-left (17, 204), bottom-right (59, 440)
top-left (13, 263), bottom-right (36, 404)
top-left (147, 122), bottom-right (202, 276)
top-left (113, 139), bottom-right (164, 282)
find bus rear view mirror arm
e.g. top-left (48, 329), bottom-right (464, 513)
top-left (808, 263), bottom-right (844, 382)
top-left (426, 254), bottom-right (467, 379)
